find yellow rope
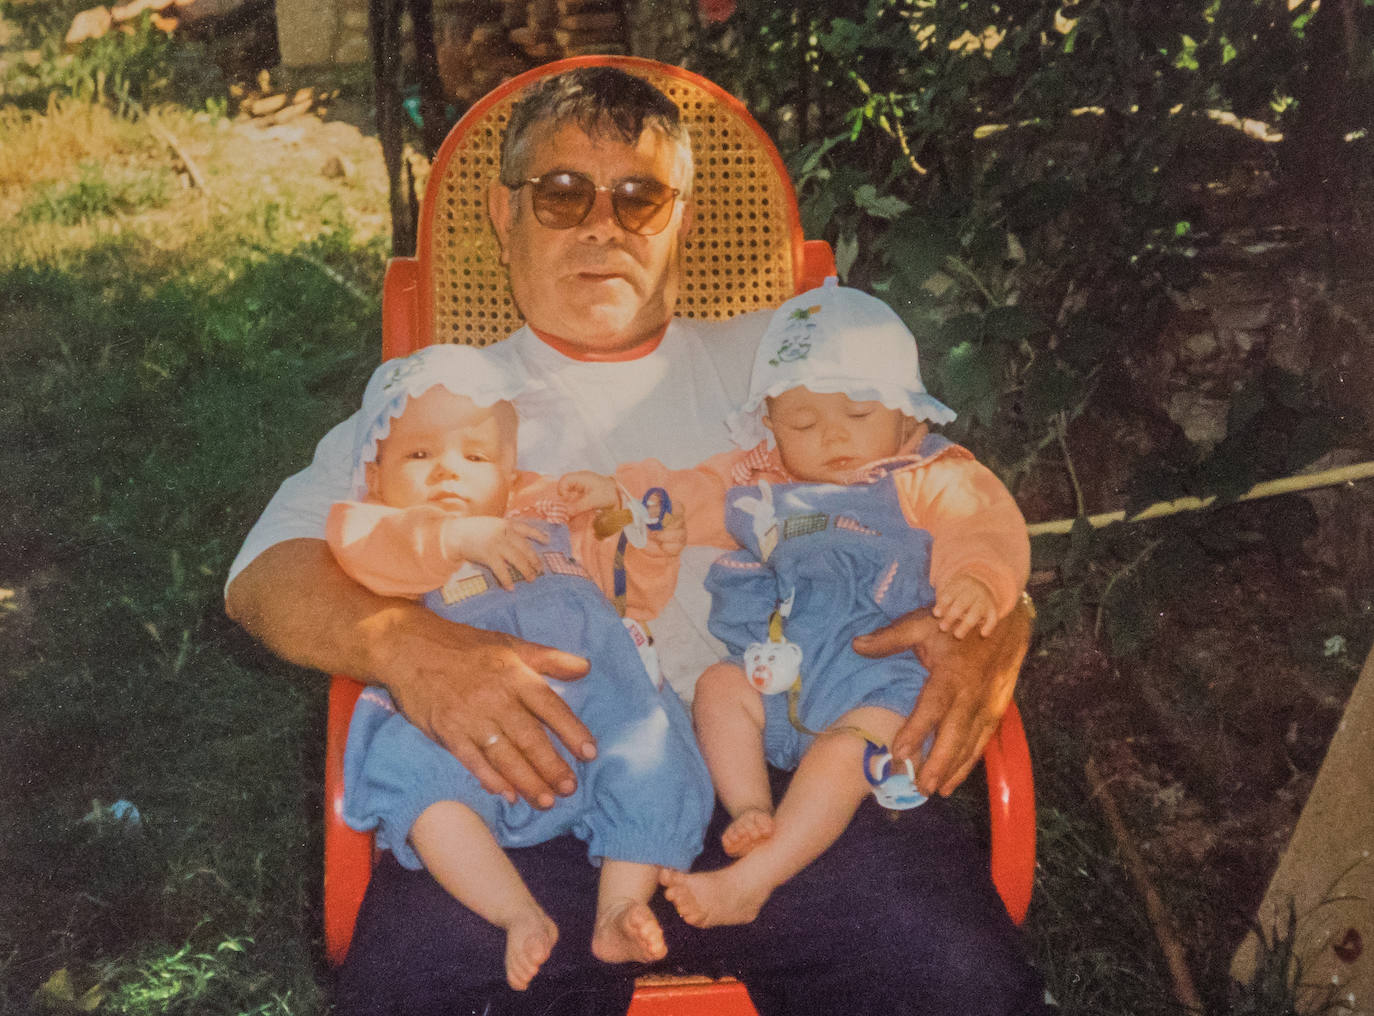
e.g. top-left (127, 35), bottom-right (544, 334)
top-left (1027, 460), bottom-right (1374, 537)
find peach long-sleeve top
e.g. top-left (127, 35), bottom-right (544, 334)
top-left (326, 471), bottom-right (681, 621)
top-left (613, 438), bottom-right (1029, 620)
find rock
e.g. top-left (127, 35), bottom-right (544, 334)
top-left (1165, 390), bottom-right (1229, 448)
top-left (65, 6), bottom-right (113, 47)
top-left (1179, 331), bottom-right (1219, 363)
top-left (1210, 299), bottom-right (1272, 332)
top-left (322, 154), bottom-right (355, 179)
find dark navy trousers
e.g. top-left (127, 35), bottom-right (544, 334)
top-left (335, 772), bottom-right (1050, 1016)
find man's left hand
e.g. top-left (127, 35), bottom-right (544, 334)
top-left (852, 596), bottom-right (1032, 797)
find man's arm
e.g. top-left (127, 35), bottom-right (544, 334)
top-left (852, 594), bottom-right (1033, 797)
top-left (226, 538), bottom-right (596, 808)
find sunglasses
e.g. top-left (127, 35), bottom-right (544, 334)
top-left (510, 171), bottom-right (681, 236)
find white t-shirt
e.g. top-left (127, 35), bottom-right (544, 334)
top-left (228, 312), bottom-right (769, 699)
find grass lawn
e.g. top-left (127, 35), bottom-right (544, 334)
top-left (1, 59), bottom-right (389, 1007)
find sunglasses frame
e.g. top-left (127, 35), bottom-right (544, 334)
top-left (510, 171), bottom-right (682, 236)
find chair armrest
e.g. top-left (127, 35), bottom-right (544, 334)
top-left (324, 674), bottom-right (372, 967)
top-left (983, 701), bottom-right (1035, 925)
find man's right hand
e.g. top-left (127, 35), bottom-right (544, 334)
top-left (227, 539), bottom-right (594, 808)
top-left (374, 607), bottom-right (594, 808)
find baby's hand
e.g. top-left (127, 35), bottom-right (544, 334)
top-left (444, 517), bottom-right (549, 590)
top-left (646, 511), bottom-right (686, 558)
top-left (557, 471), bottom-right (620, 515)
top-left (932, 574), bottom-right (1000, 638)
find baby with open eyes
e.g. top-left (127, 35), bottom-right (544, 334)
top-left (325, 345), bottom-right (712, 990)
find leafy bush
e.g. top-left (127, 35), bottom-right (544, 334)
top-left (687, 0), bottom-right (1371, 650)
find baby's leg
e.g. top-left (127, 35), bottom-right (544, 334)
top-left (662, 705), bottom-right (904, 928)
top-left (590, 860), bottom-right (667, 964)
top-left (410, 801), bottom-right (558, 992)
top-left (691, 662), bottom-right (775, 857)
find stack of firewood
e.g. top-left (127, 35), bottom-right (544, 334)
top-left (436, 0), bottom-right (627, 105)
top-left (230, 74), bottom-right (340, 126)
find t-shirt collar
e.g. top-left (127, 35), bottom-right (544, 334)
top-left (528, 323), bottom-right (668, 362)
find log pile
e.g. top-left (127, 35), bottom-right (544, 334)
top-left (435, 0), bottom-right (628, 105)
top-left (229, 74), bottom-right (340, 126)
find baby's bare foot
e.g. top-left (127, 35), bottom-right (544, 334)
top-left (504, 910), bottom-right (558, 991)
top-left (591, 899), bottom-right (667, 964)
top-left (721, 808), bottom-right (774, 858)
top-left (659, 865), bottom-right (772, 928)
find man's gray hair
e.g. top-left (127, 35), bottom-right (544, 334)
top-left (499, 67), bottom-right (694, 197)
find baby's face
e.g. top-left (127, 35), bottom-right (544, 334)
top-left (765, 387), bottom-right (920, 484)
top-left (367, 387), bottom-right (518, 515)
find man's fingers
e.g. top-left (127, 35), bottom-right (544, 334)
top-left (482, 731), bottom-right (560, 809)
top-left (892, 681), bottom-right (947, 767)
top-left (509, 642), bottom-right (596, 761)
top-left (852, 608), bottom-right (939, 661)
top-left (520, 677), bottom-right (598, 763)
top-left (448, 736), bottom-right (519, 804)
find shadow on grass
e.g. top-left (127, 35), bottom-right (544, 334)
top-left (0, 235), bottom-right (378, 1014)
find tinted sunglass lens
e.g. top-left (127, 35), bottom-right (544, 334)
top-left (531, 173), bottom-right (596, 229)
top-left (612, 180), bottom-right (676, 235)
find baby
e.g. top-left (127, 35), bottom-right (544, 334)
top-left (655, 279), bottom-right (1031, 927)
top-left (326, 345), bottom-right (712, 989)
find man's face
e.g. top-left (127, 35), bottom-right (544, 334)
top-left (366, 387), bottom-right (518, 516)
top-left (490, 121), bottom-right (693, 355)
top-left (764, 387), bottom-right (922, 484)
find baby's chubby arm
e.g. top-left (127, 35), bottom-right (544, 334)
top-left (327, 501), bottom-right (549, 594)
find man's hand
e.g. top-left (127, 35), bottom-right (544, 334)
top-left (376, 607), bottom-right (596, 807)
top-left (852, 595), bottom-right (1032, 797)
top-left (227, 539), bottom-right (595, 809)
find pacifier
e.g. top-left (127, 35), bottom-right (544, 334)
top-left (623, 487), bottom-right (673, 548)
top-left (863, 742), bottom-right (927, 810)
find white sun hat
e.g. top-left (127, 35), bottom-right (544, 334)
top-left (350, 344), bottom-right (533, 498)
top-left (727, 277), bottom-right (956, 449)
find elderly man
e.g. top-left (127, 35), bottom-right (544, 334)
top-left (227, 66), bottom-right (1046, 1015)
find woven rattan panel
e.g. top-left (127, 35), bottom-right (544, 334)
top-left (427, 67), bottom-right (798, 347)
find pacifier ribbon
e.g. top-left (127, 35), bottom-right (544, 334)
top-left (597, 488), bottom-right (674, 617)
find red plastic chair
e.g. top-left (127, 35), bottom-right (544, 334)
top-left (323, 56), bottom-right (1036, 1013)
